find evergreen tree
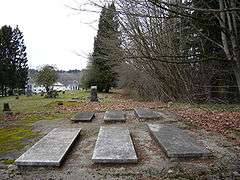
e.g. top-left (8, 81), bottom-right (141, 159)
top-left (0, 25), bottom-right (13, 96)
top-left (14, 26), bottom-right (28, 90)
top-left (0, 25), bottom-right (28, 96)
top-left (85, 3), bottom-right (121, 92)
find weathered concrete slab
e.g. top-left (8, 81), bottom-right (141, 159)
top-left (104, 110), bottom-right (126, 123)
top-left (71, 112), bottom-right (95, 122)
top-left (134, 108), bottom-right (161, 119)
top-left (15, 128), bottom-right (81, 166)
top-left (147, 124), bottom-right (211, 158)
top-left (92, 127), bottom-right (138, 163)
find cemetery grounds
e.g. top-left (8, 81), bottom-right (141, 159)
top-left (0, 90), bottom-right (239, 179)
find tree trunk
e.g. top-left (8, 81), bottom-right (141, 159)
top-left (105, 87), bottom-right (110, 93)
top-left (0, 86), bottom-right (3, 97)
top-left (218, 0), bottom-right (240, 94)
top-left (4, 87), bottom-right (7, 97)
top-left (225, 0), bottom-right (240, 94)
top-left (45, 86), bottom-right (49, 94)
top-left (233, 62), bottom-right (240, 95)
top-left (8, 89), bottom-right (13, 96)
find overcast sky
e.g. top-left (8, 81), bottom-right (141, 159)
top-left (0, 0), bottom-right (100, 70)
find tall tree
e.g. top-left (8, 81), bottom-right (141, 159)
top-left (0, 25), bottom-right (28, 96)
top-left (86, 3), bottom-right (121, 92)
top-left (14, 26), bottom-right (28, 90)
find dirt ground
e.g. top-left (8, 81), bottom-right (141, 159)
top-left (0, 109), bottom-right (240, 180)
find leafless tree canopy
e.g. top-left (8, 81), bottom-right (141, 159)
top-left (78, 0), bottom-right (240, 102)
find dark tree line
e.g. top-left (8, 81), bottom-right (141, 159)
top-left (82, 2), bottom-right (122, 93)
top-left (0, 25), bottom-right (28, 96)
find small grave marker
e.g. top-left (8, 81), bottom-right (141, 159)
top-left (134, 108), bottom-right (161, 119)
top-left (104, 110), bottom-right (126, 123)
top-left (3, 103), bottom-right (12, 116)
top-left (71, 112), bottom-right (95, 122)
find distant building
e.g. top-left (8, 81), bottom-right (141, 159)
top-left (26, 83), bottom-right (45, 93)
top-left (26, 73), bottom-right (82, 93)
top-left (27, 82), bottom-right (67, 93)
top-left (66, 80), bottom-right (80, 91)
top-left (26, 78), bottom-right (44, 93)
top-left (52, 82), bottom-right (67, 91)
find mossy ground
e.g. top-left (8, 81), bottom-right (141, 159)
top-left (0, 90), bottom-right (90, 163)
top-left (1, 159), bottom-right (15, 165)
top-left (0, 127), bottom-right (37, 153)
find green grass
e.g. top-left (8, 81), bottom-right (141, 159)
top-left (0, 90), bottom-right (89, 155)
top-left (0, 90), bottom-right (89, 117)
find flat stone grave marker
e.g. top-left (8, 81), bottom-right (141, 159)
top-left (15, 128), bottom-right (81, 166)
top-left (134, 108), bottom-right (161, 119)
top-left (71, 112), bottom-right (95, 122)
top-left (147, 124), bottom-right (211, 158)
top-left (92, 127), bottom-right (138, 163)
top-left (104, 110), bottom-right (126, 123)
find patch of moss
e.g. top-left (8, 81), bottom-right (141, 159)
top-left (0, 127), bottom-right (37, 153)
top-left (20, 111), bottom-right (72, 126)
top-left (21, 114), bottom-right (42, 126)
top-left (2, 159), bottom-right (15, 165)
top-left (63, 101), bottom-right (80, 107)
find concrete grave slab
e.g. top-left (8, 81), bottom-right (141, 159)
top-left (134, 108), bottom-right (161, 119)
top-left (147, 124), bottom-right (211, 158)
top-left (92, 127), bottom-right (138, 163)
top-left (71, 112), bottom-right (95, 122)
top-left (15, 128), bottom-right (81, 166)
top-left (104, 110), bottom-right (126, 123)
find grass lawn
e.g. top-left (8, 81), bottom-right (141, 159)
top-left (0, 90), bottom-right (90, 158)
top-left (0, 90), bottom-right (89, 117)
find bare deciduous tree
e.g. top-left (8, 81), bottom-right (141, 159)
top-left (77, 0), bottom-right (240, 102)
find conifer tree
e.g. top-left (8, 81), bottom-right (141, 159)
top-left (85, 3), bottom-right (121, 92)
top-left (14, 26), bottom-right (28, 90)
top-left (0, 25), bottom-right (28, 96)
